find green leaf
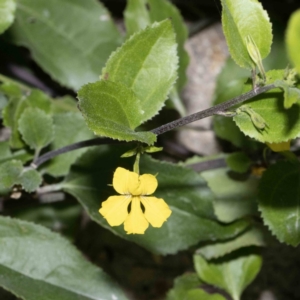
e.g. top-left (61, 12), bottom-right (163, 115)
top-left (51, 96), bottom-right (78, 113)
top-left (124, 0), bottom-right (150, 37)
top-left (0, 141), bottom-right (12, 163)
top-left (220, 0), bottom-right (272, 69)
top-left (124, 0), bottom-right (188, 115)
top-left (102, 19), bottom-right (178, 122)
top-left (0, 0), bottom-right (16, 34)
top-left (286, 9), bottom-right (300, 75)
top-left (9, 0), bottom-right (122, 90)
top-left (2, 91), bottom-right (25, 149)
top-left (274, 79), bottom-right (300, 109)
top-left (14, 204), bottom-right (82, 240)
top-left (0, 160), bottom-right (23, 189)
top-left (167, 273), bottom-right (227, 300)
top-left (2, 86), bottom-right (52, 149)
top-left (44, 112), bottom-right (94, 177)
top-left (186, 290), bottom-right (227, 300)
top-left (258, 160), bottom-right (300, 246)
top-left (0, 160), bottom-right (41, 192)
top-left (25, 89), bottom-right (52, 113)
top-left (201, 166), bottom-right (258, 223)
top-left (148, 0), bottom-right (189, 90)
top-left (166, 273), bottom-right (202, 300)
top-left (0, 216), bottom-right (128, 300)
top-left (166, 273), bottom-right (201, 300)
top-left (213, 75), bottom-right (259, 149)
top-left (0, 90), bottom-right (8, 118)
top-left (62, 148), bottom-right (249, 255)
top-left (0, 81), bottom-right (22, 97)
top-left (0, 141), bottom-right (33, 165)
top-left (78, 80), bottom-right (156, 144)
top-left (18, 169), bottom-right (42, 192)
top-left (197, 227), bottom-right (265, 260)
top-left (226, 152), bottom-right (251, 173)
top-left (18, 107), bottom-right (54, 151)
top-left (233, 70), bottom-right (300, 143)
top-left (194, 253), bottom-right (262, 300)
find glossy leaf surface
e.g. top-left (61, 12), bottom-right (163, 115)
top-left (0, 216), bottom-right (128, 300)
top-left (194, 253), bottom-right (262, 300)
top-left (258, 160), bottom-right (300, 246)
top-left (201, 167), bottom-right (258, 223)
top-left (197, 227), bottom-right (265, 260)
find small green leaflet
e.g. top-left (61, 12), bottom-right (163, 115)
top-left (0, 160), bottom-right (41, 192)
top-left (0, 0), bottom-right (16, 34)
top-left (221, 0), bottom-right (272, 69)
top-left (286, 10), bottom-right (300, 75)
top-left (166, 273), bottom-right (203, 300)
top-left (194, 253), bottom-right (262, 300)
top-left (18, 107), bottom-right (54, 151)
top-left (258, 160), bottom-right (300, 246)
top-left (78, 80), bottom-right (156, 144)
top-left (274, 79), bottom-right (300, 109)
top-left (233, 70), bottom-right (300, 143)
top-left (102, 19), bottom-right (178, 123)
top-left (18, 168), bottom-right (42, 192)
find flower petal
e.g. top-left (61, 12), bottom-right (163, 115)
top-left (113, 167), bottom-right (140, 195)
top-left (140, 196), bottom-right (172, 228)
top-left (131, 173), bottom-right (158, 196)
top-left (124, 197), bottom-right (148, 234)
top-left (99, 195), bottom-right (131, 226)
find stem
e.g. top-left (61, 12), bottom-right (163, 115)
top-left (31, 84), bottom-right (276, 168)
top-left (32, 137), bottom-right (126, 168)
top-left (133, 152), bottom-right (140, 174)
top-left (151, 84), bottom-right (275, 135)
top-left (36, 183), bottom-right (62, 194)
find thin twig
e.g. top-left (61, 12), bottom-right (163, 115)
top-left (151, 84), bottom-right (275, 135)
top-left (32, 137), bottom-right (126, 168)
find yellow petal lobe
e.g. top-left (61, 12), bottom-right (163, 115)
top-left (124, 197), bottom-right (149, 234)
top-left (140, 196), bottom-right (172, 228)
top-left (133, 174), bottom-right (158, 196)
top-left (99, 195), bottom-right (131, 226)
top-left (113, 167), bottom-right (139, 195)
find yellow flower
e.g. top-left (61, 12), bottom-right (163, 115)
top-left (99, 167), bottom-right (172, 234)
